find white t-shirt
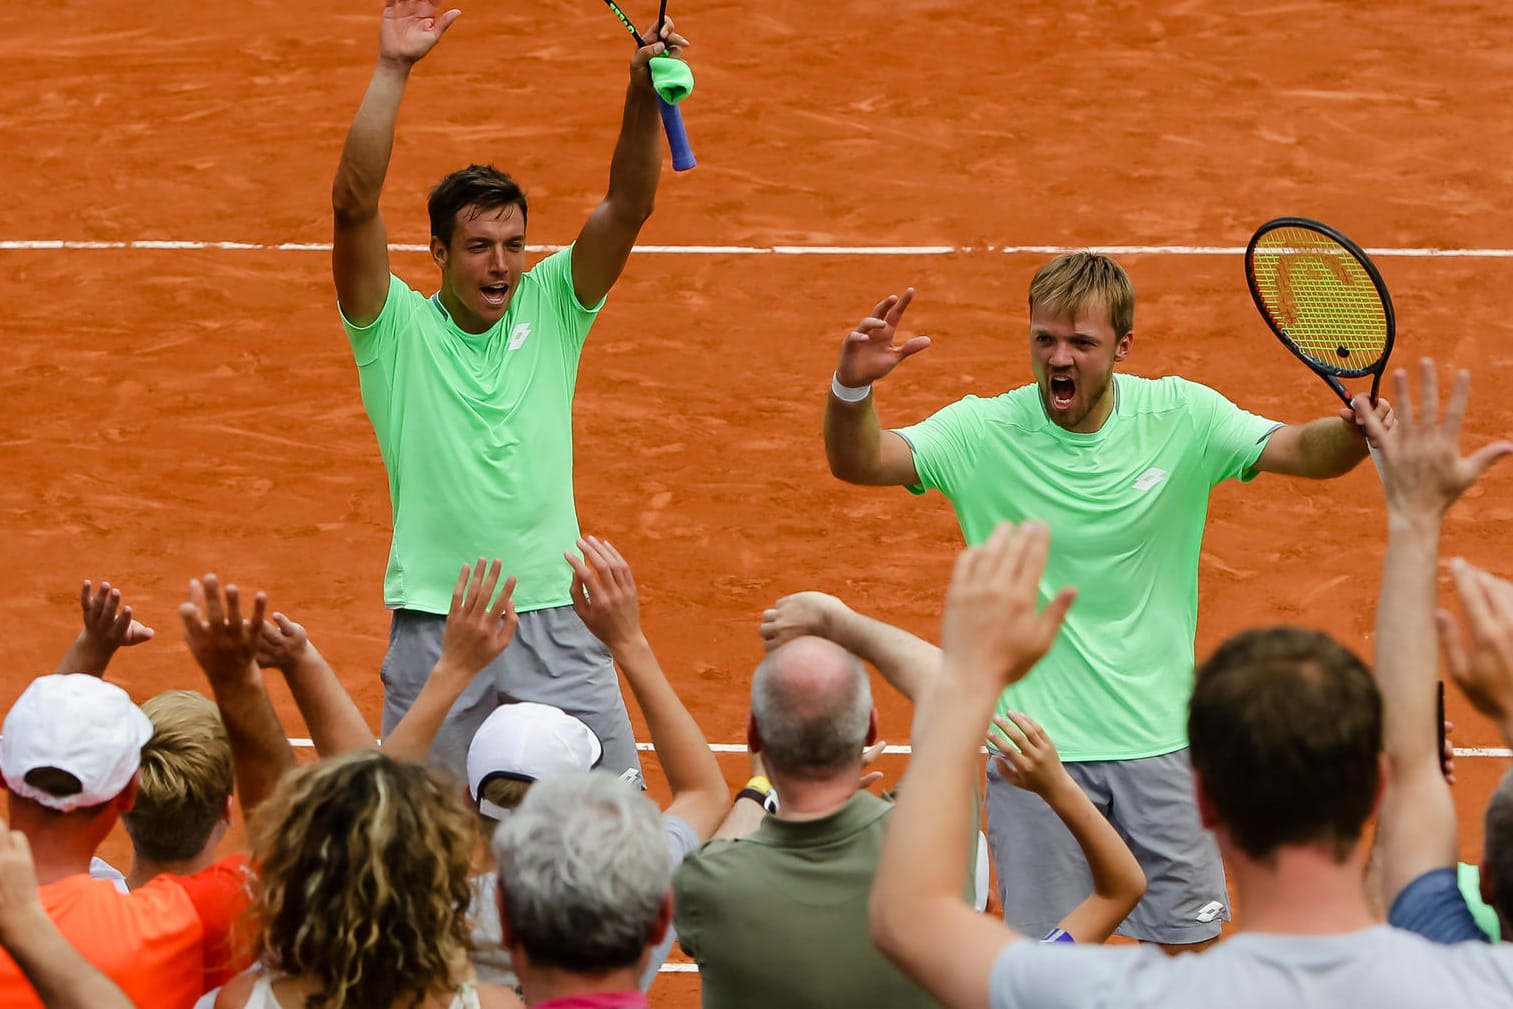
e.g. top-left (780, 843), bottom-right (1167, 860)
top-left (990, 925), bottom-right (1513, 1009)
top-left (469, 814), bottom-right (700, 990)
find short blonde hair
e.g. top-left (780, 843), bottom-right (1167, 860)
top-left (122, 690), bottom-right (233, 862)
top-left (1028, 253), bottom-right (1135, 337)
top-left (477, 775), bottom-right (533, 841)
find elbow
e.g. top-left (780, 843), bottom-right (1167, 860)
top-left (331, 179), bottom-right (377, 227)
top-left (868, 885), bottom-right (912, 964)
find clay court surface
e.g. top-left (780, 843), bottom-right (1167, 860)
top-left (4, 0), bottom-right (1513, 997)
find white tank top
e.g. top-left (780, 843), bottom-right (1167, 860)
top-left (242, 975), bottom-right (483, 1009)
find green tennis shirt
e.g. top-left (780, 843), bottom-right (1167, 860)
top-left (897, 374), bottom-right (1282, 761)
top-left (341, 247), bottom-right (602, 615)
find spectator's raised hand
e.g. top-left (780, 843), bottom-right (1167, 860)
top-left (437, 558), bottom-right (518, 677)
top-left (256, 613), bottom-right (310, 672)
top-left (566, 536), bottom-right (645, 652)
top-left (1438, 559), bottom-right (1513, 743)
top-left (988, 712), bottom-right (1071, 797)
top-left (1358, 359), bottom-right (1513, 520)
top-left (759, 591), bottom-right (847, 652)
top-left (939, 522), bottom-right (1075, 692)
top-left (78, 579), bottom-right (154, 650)
top-left (179, 574), bottom-right (266, 683)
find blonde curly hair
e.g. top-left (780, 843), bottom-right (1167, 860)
top-left (247, 751), bottom-right (476, 1009)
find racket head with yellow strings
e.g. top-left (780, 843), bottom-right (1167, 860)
top-left (1244, 217), bottom-right (1396, 407)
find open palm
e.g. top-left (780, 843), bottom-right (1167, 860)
top-left (836, 288), bottom-right (932, 387)
top-left (380, 0), bottom-right (462, 64)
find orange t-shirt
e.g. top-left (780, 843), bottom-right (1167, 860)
top-left (0, 856), bottom-right (251, 1009)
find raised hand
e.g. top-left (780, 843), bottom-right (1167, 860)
top-left (437, 559), bottom-right (519, 677)
top-left (0, 819), bottom-right (43, 947)
top-left (939, 522), bottom-right (1075, 691)
top-left (988, 711), bottom-right (1071, 797)
top-left (566, 536), bottom-right (644, 651)
top-left (759, 591), bottom-right (846, 652)
top-left (179, 574), bottom-right (267, 684)
top-left (859, 739), bottom-right (887, 790)
top-left (379, 0), bottom-right (462, 66)
top-left (630, 15), bottom-right (691, 90)
top-left (835, 289), bottom-right (932, 389)
top-left (1438, 559), bottom-right (1513, 740)
top-left (78, 579), bottom-right (155, 649)
top-left (256, 613), bottom-right (310, 672)
top-left (1339, 394), bottom-right (1396, 447)
top-left (1358, 359), bottom-right (1513, 520)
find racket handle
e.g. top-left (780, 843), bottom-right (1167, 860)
top-left (1368, 443), bottom-right (1385, 483)
top-left (657, 97), bottom-right (696, 171)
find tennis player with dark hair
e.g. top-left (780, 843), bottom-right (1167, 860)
top-left (330, 0), bottom-right (690, 780)
top-left (824, 252), bottom-right (1394, 950)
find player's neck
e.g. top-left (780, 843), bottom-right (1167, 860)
top-left (435, 287), bottom-right (492, 335)
top-left (1227, 841), bottom-right (1377, 935)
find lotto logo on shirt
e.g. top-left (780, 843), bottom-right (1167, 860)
top-left (509, 322), bottom-right (532, 350)
top-left (1133, 467), bottom-right (1169, 492)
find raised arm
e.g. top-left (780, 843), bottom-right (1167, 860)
top-left (824, 290), bottom-right (930, 486)
top-left (1364, 362), bottom-right (1511, 908)
top-left (53, 580), bottom-right (155, 677)
top-left (988, 713), bottom-right (1143, 943)
top-left (384, 559), bottom-right (518, 760)
top-left (0, 821), bottom-right (134, 1009)
top-left (569, 20), bottom-right (690, 308)
top-left (759, 591), bottom-right (938, 703)
top-left (1253, 396), bottom-right (1394, 478)
top-left (871, 523), bottom-right (1075, 1009)
top-left (567, 536), bottom-right (728, 840)
top-left (257, 613), bottom-right (376, 756)
top-left (332, 0), bottom-right (460, 326)
top-left (180, 575), bottom-right (296, 821)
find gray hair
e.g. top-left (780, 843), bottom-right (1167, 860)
top-left (491, 770), bottom-right (668, 972)
top-left (750, 637), bottom-right (873, 780)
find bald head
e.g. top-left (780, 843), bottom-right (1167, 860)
top-left (750, 637), bottom-right (873, 781)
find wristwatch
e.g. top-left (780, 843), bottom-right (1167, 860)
top-left (736, 775), bottom-right (780, 813)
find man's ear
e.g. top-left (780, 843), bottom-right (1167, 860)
top-left (114, 772), bottom-right (141, 815)
top-left (747, 713), bottom-right (762, 755)
top-left (221, 794), bottom-right (235, 826)
top-left (430, 235), bottom-right (448, 270)
top-left (646, 890), bottom-right (674, 948)
top-left (1114, 330), bottom-right (1134, 363)
top-left (865, 708), bottom-right (879, 747)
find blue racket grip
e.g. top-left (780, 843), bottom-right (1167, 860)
top-left (657, 97), bottom-right (696, 171)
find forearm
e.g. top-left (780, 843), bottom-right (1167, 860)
top-left (1295, 416), bottom-right (1370, 478)
top-left (281, 647), bottom-right (375, 756)
top-left (875, 675), bottom-right (1010, 937)
top-left (824, 395), bottom-right (886, 484)
top-left (2, 919), bottom-right (133, 1009)
top-left (601, 82), bottom-right (662, 223)
top-left (1376, 515), bottom-right (1443, 765)
top-left (53, 633), bottom-right (114, 677)
top-left (206, 666), bottom-right (296, 819)
top-left (711, 795), bottom-right (767, 841)
top-left (383, 661), bottom-right (473, 761)
top-left (614, 637), bottom-right (724, 801)
top-left (824, 607), bottom-right (938, 702)
top-left (332, 59), bottom-right (412, 221)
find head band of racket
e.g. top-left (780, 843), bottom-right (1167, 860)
top-left (1244, 216), bottom-right (1395, 407)
top-left (599, 0), bottom-right (696, 171)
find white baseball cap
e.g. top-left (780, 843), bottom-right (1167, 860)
top-left (466, 702), bottom-right (602, 819)
top-left (0, 674), bottom-right (154, 813)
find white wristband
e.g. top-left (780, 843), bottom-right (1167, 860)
top-left (831, 371), bottom-right (872, 403)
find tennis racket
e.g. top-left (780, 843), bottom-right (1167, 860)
top-left (1244, 217), bottom-right (1396, 409)
top-left (600, 0), bottom-right (697, 171)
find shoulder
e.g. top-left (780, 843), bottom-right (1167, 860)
top-left (214, 971), bottom-right (260, 1009)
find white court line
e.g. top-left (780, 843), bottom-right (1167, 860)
top-left (285, 738), bottom-right (1513, 759)
top-left (3, 239), bottom-right (1513, 257)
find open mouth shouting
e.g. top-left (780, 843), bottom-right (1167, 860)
top-left (481, 282), bottom-right (511, 309)
top-left (1048, 374), bottom-right (1077, 411)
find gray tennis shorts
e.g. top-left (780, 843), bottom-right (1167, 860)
top-left (379, 605), bottom-right (642, 786)
top-left (985, 747), bottom-right (1230, 945)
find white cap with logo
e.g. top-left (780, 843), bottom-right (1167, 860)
top-left (466, 702), bottom-right (603, 820)
top-left (0, 674), bottom-right (154, 813)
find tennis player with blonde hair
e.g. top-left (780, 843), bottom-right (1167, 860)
top-left (824, 252), bottom-right (1394, 951)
